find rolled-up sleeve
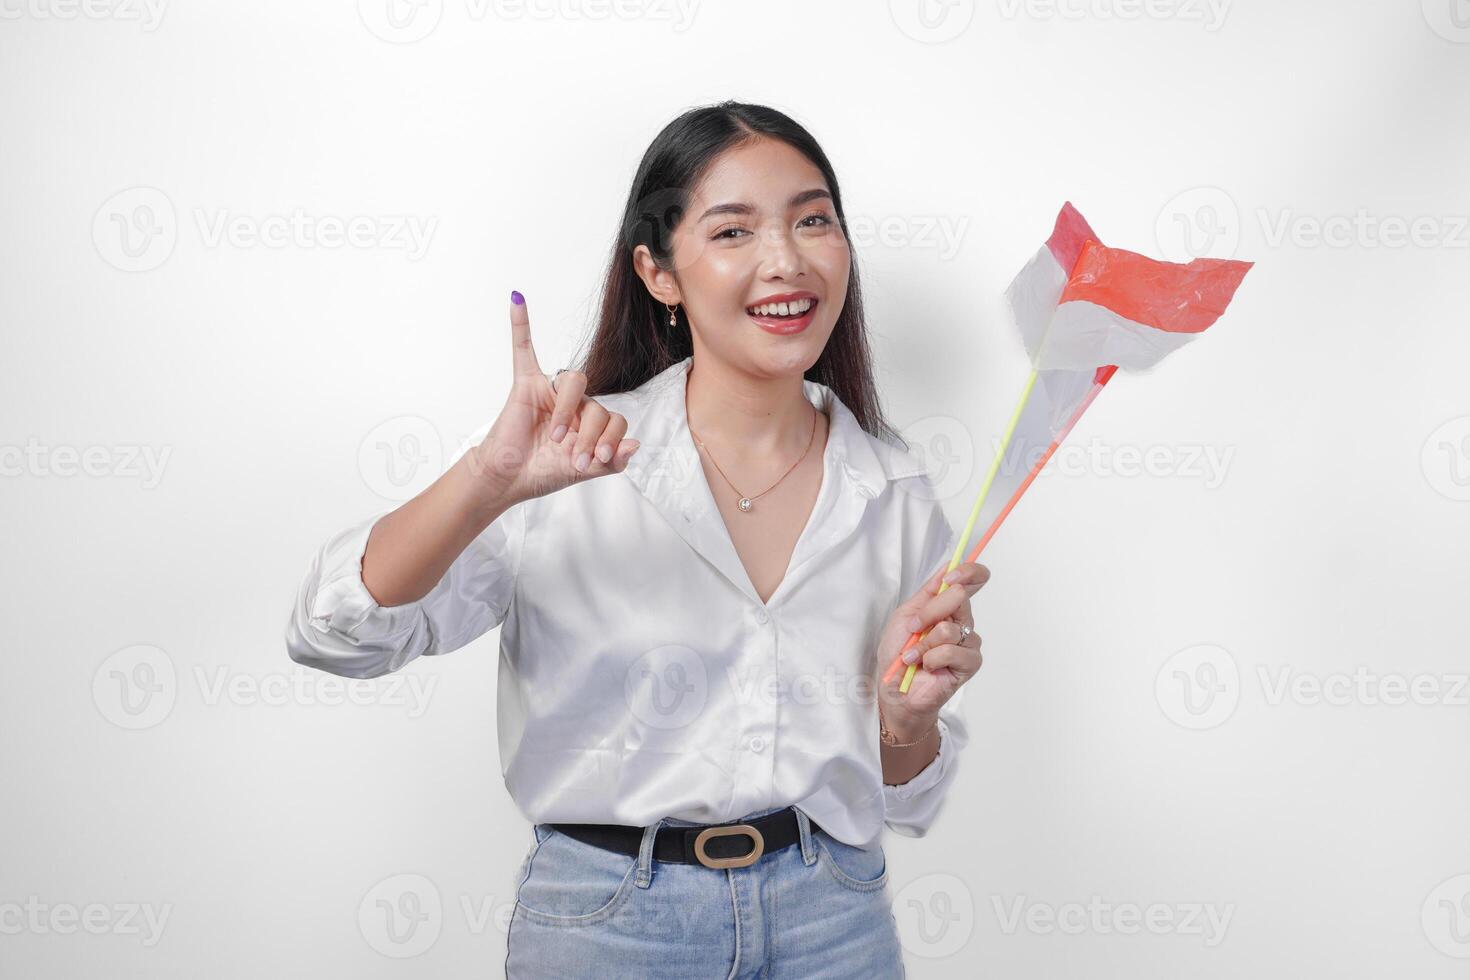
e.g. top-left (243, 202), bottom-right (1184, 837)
top-left (285, 501), bottom-right (526, 679)
top-left (884, 484), bottom-right (971, 838)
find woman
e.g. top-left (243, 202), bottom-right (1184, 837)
top-left (286, 101), bottom-right (988, 978)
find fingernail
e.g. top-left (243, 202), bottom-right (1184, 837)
top-left (551, 424), bottom-right (567, 442)
top-left (943, 571), bottom-right (958, 583)
top-left (907, 616), bottom-right (922, 632)
top-left (903, 647), bottom-right (920, 664)
top-left (511, 290), bottom-right (524, 305)
top-left (575, 452), bottom-right (590, 472)
top-left (596, 445), bottom-right (611, 463)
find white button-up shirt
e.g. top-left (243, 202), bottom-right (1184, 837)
top-left (285, 356), bottom-right (968, 848)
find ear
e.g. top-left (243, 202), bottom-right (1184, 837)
top-left (631, 244), bottom-right (682, 306)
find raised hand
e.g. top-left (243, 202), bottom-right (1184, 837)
top-left (465, 292), bottom-right (641, 506)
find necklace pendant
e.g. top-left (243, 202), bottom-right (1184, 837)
top-left (737, 497), bottom-right (752, 512)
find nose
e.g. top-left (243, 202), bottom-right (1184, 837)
top-left (756, 221), bottom-right (804, 280)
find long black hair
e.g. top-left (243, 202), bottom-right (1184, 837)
top-left (571, 100), bottom-right (905, 449)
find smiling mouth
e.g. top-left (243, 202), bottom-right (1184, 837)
top-left (745, 297), bottom-right (817, 320)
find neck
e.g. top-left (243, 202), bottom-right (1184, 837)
top-left (684, 356), bottom-right (822, 460)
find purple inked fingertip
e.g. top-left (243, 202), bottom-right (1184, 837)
top-left (511, 290), bottom-right (525, 305)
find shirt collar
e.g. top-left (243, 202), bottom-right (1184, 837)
top-left (616, 355), bottom-right (916, 609)
top-left (620, 355), bottom-right (906, 502)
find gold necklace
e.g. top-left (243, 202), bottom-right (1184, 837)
top-left (689, 404), bottom-right (818, 513)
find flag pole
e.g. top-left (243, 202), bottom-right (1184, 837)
top-left (882, 366), bottom-right (1116, 687)
top-left (896, 366), bottom-right (1040, 693)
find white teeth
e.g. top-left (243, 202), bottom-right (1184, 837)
top-left (747, 298), bottom-right (813, 317)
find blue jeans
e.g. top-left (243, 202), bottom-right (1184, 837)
top-left (504, 804), bottom-right (906, 978)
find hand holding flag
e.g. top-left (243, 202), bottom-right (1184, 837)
top-left (887, 202), bottom-right (1253, 694)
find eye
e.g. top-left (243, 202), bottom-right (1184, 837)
top-left (799, 212), bottom-right (834, 229)
top-left (712, 225), bottom-right (750, 241)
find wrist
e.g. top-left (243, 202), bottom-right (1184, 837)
top-left (878, 703), bottom-right (939, 747)
top-left (448, 446), bottom-right (521, 529)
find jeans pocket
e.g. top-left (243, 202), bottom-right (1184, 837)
top-left (815, 829), bottom-right (889, 892)
top-left (513, 827), bottom-right (641, 926)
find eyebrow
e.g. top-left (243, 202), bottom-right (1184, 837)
top-left (697, 188), bottom-right (832, 223)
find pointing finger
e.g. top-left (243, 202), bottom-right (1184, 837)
top-left (508, 291), bottom-right (543, 380)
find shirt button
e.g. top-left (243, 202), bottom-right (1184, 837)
top-left (747, 735), bottom-right (766, 752)
top-left (896, 786), bottom-right (912, 800)
top-left (755, 609), bottom-right (769, 625)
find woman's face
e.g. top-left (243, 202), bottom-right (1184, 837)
top-left (645, 137), bottom-right (850, 380)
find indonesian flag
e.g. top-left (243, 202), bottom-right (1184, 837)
top-left (1009, 202), bottom-right (1253, 371)
top-left (975, 202), bottom-right (1252, 552)
top-left (887, 201), bottom-right (1253, 689)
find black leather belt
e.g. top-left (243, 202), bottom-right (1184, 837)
top-left (548, 806), bottom-right (813, 870)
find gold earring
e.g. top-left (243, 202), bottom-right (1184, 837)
top-left (666, 302), bottom-right (678, 327)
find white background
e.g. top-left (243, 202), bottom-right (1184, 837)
top-left (3, 1), bottom-right (1468, 977)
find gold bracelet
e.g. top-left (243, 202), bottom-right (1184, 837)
top-left (878, 708), bottom-right (938, 748)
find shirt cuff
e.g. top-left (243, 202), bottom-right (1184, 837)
top-left (881, 717), bottom-right (955, 837)
top-left (306, 513), bottom-right (425, 642)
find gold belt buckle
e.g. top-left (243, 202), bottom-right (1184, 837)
top-left (693, 823), bottom-right (765, 869)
